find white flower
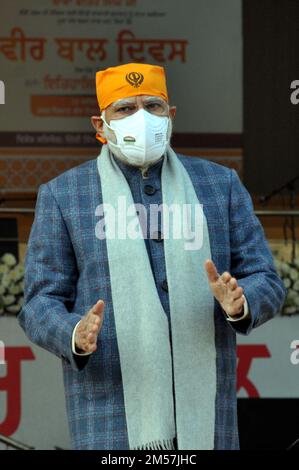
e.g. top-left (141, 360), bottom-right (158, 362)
top-left (284, 278), bottom-right (291, 289)
top-left (294, 258), bottom-right (299, 269)
top-left (284, 306), bottom-right (298, 315)
top-left (1, 275), bottom-right (11, 289)
top-left (0, 285), bottom-right (5, 295)
top-left (6, 272), bottom-right (17, 284)
top-left (18, 296), bottom-right (24, 307)
top-left (295, 296), bottom-right (299, 307)
top-left (287, 289), bottom-right (297, 300)
top-left (16, 263), bottom-right (24, 276)
top-left (1, 253), bottom-right (17, 267)
top-left (0, 264), bottom-right (9, 274)
top-left (8, 269), bottom-right (19, 282)
top-left (9, 284), bottom-right (21, 295)
top-left (10, 264), bottom-right (24, 282)
top-left (281, 262), bottom-right (291, 275)
top-left (6, 305), bottom-right (21, 314)
top-left (293, 280), bottom-right (299, 292)
top-left (290, 269), bottom-right (299, 281)
top-left (274, 259), bottom-right (282, 270)
top-left (2, 295), bottom-right (15, 306)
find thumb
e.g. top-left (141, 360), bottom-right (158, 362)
top-left (205, 259), bottom-right (219, 283)
top-left (92, 299), bottom-right (105, 316)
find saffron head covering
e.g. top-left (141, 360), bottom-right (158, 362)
top-left (96, 62), bottom-right (169, 112)
top-left (95, 63), bottom-right (169, 144)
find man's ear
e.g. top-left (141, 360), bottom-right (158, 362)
top-left (91, 115), bottom-right (102, 131)
top-left (91, 115), bottom-right (105, 140)
top-left (169, 106), bottom-right (176, 121)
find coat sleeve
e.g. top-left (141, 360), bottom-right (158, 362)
top-left (18, 183), bottom-right (89, 371)
top-left (227, 169), bottom-right (286, 335)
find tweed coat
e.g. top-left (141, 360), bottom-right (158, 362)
top-left (18, 151), bottom-right (286, 449)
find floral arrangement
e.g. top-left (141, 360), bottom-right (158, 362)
top-left (0, 249), bottom-right (298, 317)
top-left (0, 253), bottom-right (24, 316)
top-left (274, 257), bottom-right (299, 315)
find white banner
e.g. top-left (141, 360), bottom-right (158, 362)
top-left (0, 0), bottom-right (242, 143)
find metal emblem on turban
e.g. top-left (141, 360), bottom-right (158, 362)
top-left (125, 72), bottom-right (144, 88)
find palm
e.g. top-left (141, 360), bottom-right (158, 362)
top-left (205, 259), bottom-right (245, 317)
top-left (210, 277), bottom-right (235, 311)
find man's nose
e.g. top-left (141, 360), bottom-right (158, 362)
top-left (135, 96), bottom-right (148, 110)
top-left (136, 102), bottom-right (146, 110)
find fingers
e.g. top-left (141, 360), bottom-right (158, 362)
top-left (91, 299), bottom-right (105, 316)
top-left (227, 278), bottom-right (243, 299)
top-left (230, 295), bottom-right (245, 315)
top-left (87, 331), bottom-right (97, 344)
top-left (205, 259), bottom-right (219, 283)
top-left (75, 299), bottom-right (105, 353)
top-left (225, 294), bottom-right (245, 316)
top-left (84, 342), bottom-right (97, 353)
top-left (87, 300), bottom-right (105, 326)
top-left (75, 323), bottom-right (97, 353)
top-left (221, 272), bottom-right (231, 284)
top-left (224, 276), bottom-right (241, 294)
top-left (228, 277), bottom-right (237, 289)
top-left (225, 277), bottom-right (243, 302)
top-left (231, 286), bottom-right (243, 300)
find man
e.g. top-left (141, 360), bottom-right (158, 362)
top-left (18, 63), bottom-right (286, 450)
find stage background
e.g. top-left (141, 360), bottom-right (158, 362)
top-left (0, 0), bottom-right (243, 195)
top-left (0, 0), bottom-right (299, 451)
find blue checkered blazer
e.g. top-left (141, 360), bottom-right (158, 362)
top-left (18, 153), bottom-right (286, 450)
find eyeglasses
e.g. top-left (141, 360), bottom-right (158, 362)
top-left (109, 96), bottom-right (169, 119)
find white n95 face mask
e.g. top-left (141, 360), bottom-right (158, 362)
top-left (101, 108), bottom-right (170, 167)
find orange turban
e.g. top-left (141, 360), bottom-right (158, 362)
top-left (95, 63), bottom-right (169, 144)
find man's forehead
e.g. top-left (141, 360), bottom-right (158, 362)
top-left (110, 95), bottom-right (166, 108)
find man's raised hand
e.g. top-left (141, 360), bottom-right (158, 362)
top-left (75, 300), bottom-right (105, 353)
top-left (204, 259), bottom-right (245, 317)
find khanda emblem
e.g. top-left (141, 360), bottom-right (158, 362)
top-left (126, 72), bottom-right (144, 88)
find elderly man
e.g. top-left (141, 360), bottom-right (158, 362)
top-left (18, 63), bottom-right (286, 450)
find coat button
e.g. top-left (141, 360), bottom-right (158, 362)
top-left (151, 230), bottom-right (163, 242)
top-left (161, 279), bottom-right (168, 292)
top-left (144, 184), bottom-right (156, 195)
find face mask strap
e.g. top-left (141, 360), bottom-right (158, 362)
top-left (100, 111), bottom-right (112, 130)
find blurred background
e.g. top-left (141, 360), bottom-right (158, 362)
top-left (0, 0), bottom-right (298, 450)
